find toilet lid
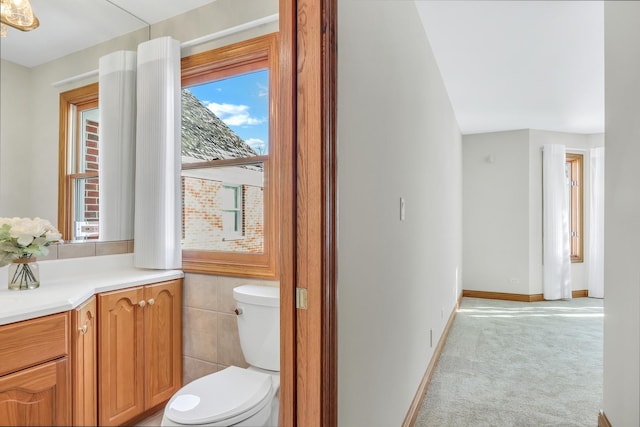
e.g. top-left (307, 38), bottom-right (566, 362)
top-left (165, 366), bottom-right (272, 425)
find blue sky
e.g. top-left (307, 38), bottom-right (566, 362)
top-left (187, 69), bottom-right (269, 154)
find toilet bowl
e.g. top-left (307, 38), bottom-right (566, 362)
top-left (162, 285), bottom-right (280, 427)
top-left (161, 366), bottom-right (280, 426)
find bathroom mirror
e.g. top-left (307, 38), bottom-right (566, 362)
top-left (0, 0), bottom-right (278, 243)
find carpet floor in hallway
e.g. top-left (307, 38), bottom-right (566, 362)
top-left (415, 297), bottom-right (603, 427)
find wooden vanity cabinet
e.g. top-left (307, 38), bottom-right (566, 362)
top-left (72, 295), bottom-right (97, 426)
top-left (98, 279), bottom-right (182, 426)
top-left (0, 312), bottom-right (71, 426)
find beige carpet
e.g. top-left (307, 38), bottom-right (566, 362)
top-left (415, 297), bottom-right (603, 427)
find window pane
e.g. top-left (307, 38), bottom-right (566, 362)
top-left (222, 185), bottom-right (239, 210)
top-left (79, 107), bottom-right (100, 174)
top-left (73, 176), bottom-right (100, 240)
top-left (183, 69), bottom-right (269, 159)
top-left (222, 210), bottom-right (239, 234)
top-left (182, 164), bottom-right (264, 253)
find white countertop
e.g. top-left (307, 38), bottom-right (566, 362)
top-left (0, 254), bottom-right (184, 326)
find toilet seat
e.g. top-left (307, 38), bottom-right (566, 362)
top-left (164, 366), bottom-right (273, 425)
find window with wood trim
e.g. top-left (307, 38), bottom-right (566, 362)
top-left (58, 83), bottom-right (100, 241)
top-left (180, 33), bottom-right (279, 278)
top-left (565, 153), bottom-right (583, 263)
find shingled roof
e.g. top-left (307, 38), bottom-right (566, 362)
top-left (181, 89), bottom-right (257, 161)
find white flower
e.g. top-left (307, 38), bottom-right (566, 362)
top-left (45, 230), bottom-right (62, 242)
top-left (0, 217), bottom-right (62, 264)
top-left (16, 234), bottom-right (35, 247)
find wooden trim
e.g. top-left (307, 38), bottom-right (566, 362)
top-left (279, 0), bottom-right (297, 424)
top-left (296, 0), bottom-right (323, 421)
top-left (181, 34), bottom-right (274, 87)
top-left (463, 290), bottom-right (538, 302)
top-left (295, 0), bottom-right (338, 425)
top-left (463, 289), bottom-right (590, 302)
top-left (180, 33), bottom-right (279, 280)
top-left (403, 298), bottom-right (461, 427)
top-left (598, 410), bottom-right (612, 427)
top-left (573, 289), bottom-right (589, 298)
top-left (72, 296), bottom-right (97, 426)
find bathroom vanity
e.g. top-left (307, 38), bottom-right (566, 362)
top-left (0, 254), bottom-right (184, 426)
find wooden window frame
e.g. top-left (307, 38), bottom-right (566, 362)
top-left (58, 83), bottom-right (99, 241)
top-left (180, 33), bottom-right (279, 279)
top-left (566, 153), bottom-right (584, 263)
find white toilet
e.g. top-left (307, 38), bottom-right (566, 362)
top-left (162, 285), bottom-right (280, 426)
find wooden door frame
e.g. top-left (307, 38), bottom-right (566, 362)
top-left (279, 0), bottom-right (337, 425)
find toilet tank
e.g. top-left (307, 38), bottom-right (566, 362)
top-left (233, 285), bottom-right (280, 371)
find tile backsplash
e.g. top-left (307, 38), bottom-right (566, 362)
top-left (39, 240), bottom-right (134, 261)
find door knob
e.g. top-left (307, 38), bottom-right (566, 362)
top-left (78, 324), bottom-right (88, 334)
top-left (138, 300), bottom-right (146, 308)
top-left (148, 298), bottom-right (155, 306)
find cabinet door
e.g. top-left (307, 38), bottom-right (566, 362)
top-left (144, 279), bottom-right (183, 408)
top-left (98, 287), bottom-right (145, 426)
top-left (0, 358), bottom-right (70, 426)
top-left (72, 296), bottom-right (97, 426)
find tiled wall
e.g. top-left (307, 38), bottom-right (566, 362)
top-left (182, 273), bottom-right (279, 384)
top-left (39, 240), bottom-right (133, 261)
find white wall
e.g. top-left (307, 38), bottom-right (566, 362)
top-left (603, 2), bottom-right (640, 425)
top-left (338, 1), bottom-right (462, 425)
top-left (462, 129), bottom-right (603, 295)
top-left (463, 130), bottom-right (530, 294)
top-left (0, 0), bottom-right (278, 224)
top-left (0, 60), bottom-right (32, 217)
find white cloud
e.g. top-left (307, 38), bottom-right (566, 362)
top-left (257, 83), bottom-right (268, 97)
top-left (206, 102), bottom-right (264, 126)
top-left (246, 138), bottom-right (267, 154)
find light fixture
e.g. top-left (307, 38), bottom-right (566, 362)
top-left (0, 0), bottom-right (39, 37)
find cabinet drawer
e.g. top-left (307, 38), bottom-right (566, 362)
top-left (0, 312), bottom-right (70, 376)
top-left (0, 357), bottom-right (71, 426)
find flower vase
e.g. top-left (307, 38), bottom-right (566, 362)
top-left (8, 255), bottom-right (40, 290)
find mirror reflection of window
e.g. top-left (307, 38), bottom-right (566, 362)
top-left (565, 153), bottom-right (584, 262)
top-left (59, 84), bottom-right (101, 241)
top-left (73, 108), bottom-right (100, 240)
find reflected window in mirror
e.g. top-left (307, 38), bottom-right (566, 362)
top-left (565, 153), bottom-right (583, 263)
top-left (58, 83), bottom-right (100, 241)
top-left (181, 33), bottom-right (278, 279)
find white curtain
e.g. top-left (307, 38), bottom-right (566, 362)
top-left (134, 37), bottom-right (182, 269)
top-left (98, 50), bottom-right (137, 241)
top-left (588, 147), bottom-right (605, 298)
top-left (542, 144), bottom-right (572, 300)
